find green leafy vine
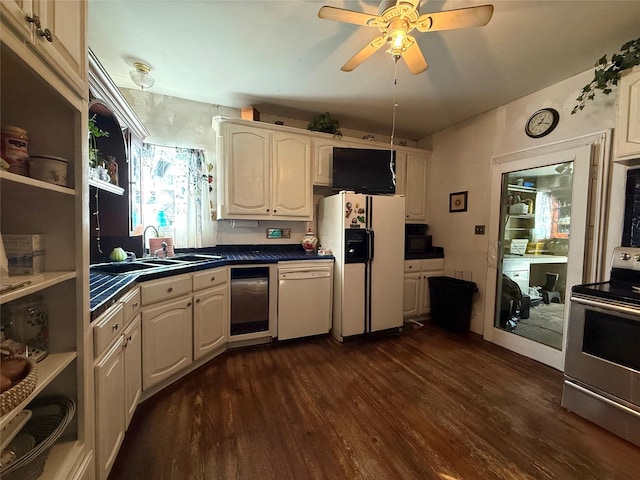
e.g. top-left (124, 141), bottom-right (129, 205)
top-left (572, 37), bottom-right (640, 114)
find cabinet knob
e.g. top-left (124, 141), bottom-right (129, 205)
top-left (408, 265), bottom-right (412, 269)
top-left (187, 302), bottom-right (192, 307)
top-left (196, 298), bottom-right (201, 304)
top-left (38, 28), bottom-right (53, 42)
top-left (112, 323), bottom-right (119, 331)
top-left (25, 14), bottom-right (42, 28)
top-left (133, 302), bottom-right (138, 308)
top-left (273, 209), bottom-right (277, 213)
top-left (211, 276), bottom-right (215, 282)
top-left (167, 287), bottom-right (173, 292)
top-left (266, 208), bottom-right (270, 212)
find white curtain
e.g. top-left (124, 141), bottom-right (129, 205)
top-left (141, 144), bottom-right (215, 248)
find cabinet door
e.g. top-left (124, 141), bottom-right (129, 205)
top-left (403, 272), bottom-right (421, 317)
top-left (36, 0), bottom-right (87, 94)
top-left (421, 271), bottom-right (442, 315)
top-left (313, 139), bottom-right (339, 186)
top-left (123, 314), bottom-right (142, 429)
top-left (141, 296), bottom-right (193, 390)
top-left (616, 66), bottom-right (640, 161)
top-left (1, 0), bottom-right (34, 40)
top-left (404, 152), bottom-right (429, 221)
top-left (95, 339), bottom-right (125, 480)
top-left (221, 123), bottom-right (271, 216)
top-left (272, 131), bottom-right (312, 218)
top-left (193, 284), bottom-right (228, 360)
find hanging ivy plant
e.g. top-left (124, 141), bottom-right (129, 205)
top-left (572, 37), bottom-right (640, 114)
top-left (307, 112), bottom-right (342, 136)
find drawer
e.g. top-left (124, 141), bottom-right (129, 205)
top-left (93, 303), bottom-right (125, 357)
top-left (421, 259), bottom-right (444, 271)
top-left (193, 267), bottom-right (228, 291)
top-left (120, 287), bottom-right (141, 321)
top-left (140, 274), bottom-right (192, 305)
top-left (404, 260), bottom-right (422, 273)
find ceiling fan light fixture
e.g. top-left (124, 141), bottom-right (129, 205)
top-left (130, 62), bottom-right (155, 90)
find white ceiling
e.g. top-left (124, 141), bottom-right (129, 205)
top-left (88, 1), bottom-right (640, 141)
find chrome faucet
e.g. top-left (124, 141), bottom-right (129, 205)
top-left (142, 225), bottom-right (159, 257)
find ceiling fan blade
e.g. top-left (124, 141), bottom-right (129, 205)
top-left (402, 38), bottom-right (428, 74)
top-left (318, 6), bottom-right (380, 27)
top-left (341, 36), bottom-right (386, 72)
top-left (415, 4), bottom-right (494, 32)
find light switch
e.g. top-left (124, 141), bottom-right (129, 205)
top-left (475, 225), bottom-right (485, 235)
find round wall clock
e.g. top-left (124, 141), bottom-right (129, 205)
top-left (525, 108), bottom-right (560, 138)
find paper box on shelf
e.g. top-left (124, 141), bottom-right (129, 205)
top-left (3, 234), bottom-right (45, 275)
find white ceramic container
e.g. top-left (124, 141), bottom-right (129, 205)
top-left (28, 155), bottom-right (68, 186)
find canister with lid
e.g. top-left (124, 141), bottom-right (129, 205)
top-left (1, 125), bottom-right (29, 176)
top-left (1, 294), bottom-right (49, 360)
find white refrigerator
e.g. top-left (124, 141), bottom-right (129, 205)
top-left (318, 192), bottom-right (405, 341)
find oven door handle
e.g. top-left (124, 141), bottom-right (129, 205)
top-left (571, 295), bottom-right (640, 319)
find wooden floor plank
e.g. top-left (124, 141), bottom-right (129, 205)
top-left (108, 323), bottom-right (640, 480)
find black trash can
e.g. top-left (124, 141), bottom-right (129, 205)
top-left (428, 276), bottom-right (478, 332)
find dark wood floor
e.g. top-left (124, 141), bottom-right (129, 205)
top-left (108, 322), bottom-right (640, 480)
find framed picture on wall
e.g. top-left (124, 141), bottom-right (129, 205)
top-left (449, 191), bottom-right (468, 213)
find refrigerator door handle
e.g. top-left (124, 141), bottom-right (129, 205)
top-left (367, 229), bottom-right (375, 261)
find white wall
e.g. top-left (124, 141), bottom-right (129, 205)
top-left (420, 69), bottom-right (629, 334)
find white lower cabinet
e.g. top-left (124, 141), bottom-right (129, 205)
top-left (193, 283), bottom-right (227, 360)
top-left (94, 287), bottom-right (142, 480)
top-left (141, 295), bottom-right (193, 390)
top-left (403, 259), bottom-right (444, 318)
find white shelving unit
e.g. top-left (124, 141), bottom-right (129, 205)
top-left (1, 2), bottom-right (92, 477)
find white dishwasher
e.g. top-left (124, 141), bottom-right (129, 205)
top-left (277, 260), bottom-right (333, 341)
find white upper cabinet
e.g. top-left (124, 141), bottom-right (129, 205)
top-left (272, 131), bottom-right (312, 218)
top-left (1, 0), bottom-right (87, 97)
top-left (215, 117), bottom-right (312, 220)
top-left (219, 122), bottom-right (271, 217)
top-left (615, 65), bottom-right (640, 163)
top-left (396, 150), bottom-right (430, 222)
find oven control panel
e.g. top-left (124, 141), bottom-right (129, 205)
top-left (611, 246), bottom-right (640, 270)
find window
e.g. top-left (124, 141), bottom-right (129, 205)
top-left (139, 144), bottom-right (214, 248)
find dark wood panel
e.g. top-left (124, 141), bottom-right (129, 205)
top-left (108, 323), bottom-right (640, 480)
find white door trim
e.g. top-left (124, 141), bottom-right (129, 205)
top-left (483, 130), bottom-right (612, 371)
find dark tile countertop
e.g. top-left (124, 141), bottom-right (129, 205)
top-left (90, 245), bottom-right (334, 321)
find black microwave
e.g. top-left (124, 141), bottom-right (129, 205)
top-left (405, 224), bottom-right (432, 258)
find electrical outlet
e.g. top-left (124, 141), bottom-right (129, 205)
top-left (475, 225), bottom-right (485, 235)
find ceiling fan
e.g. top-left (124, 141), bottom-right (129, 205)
top-left (318, 0), bottom-right (494, 74)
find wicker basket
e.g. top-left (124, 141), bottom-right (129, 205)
top-left (0, 359), bottom-right (37, 416)
top-left (0, 396), bottom-right (75, 480)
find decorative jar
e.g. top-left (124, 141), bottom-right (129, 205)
top-left (302, 230), bottom-right (318, 253)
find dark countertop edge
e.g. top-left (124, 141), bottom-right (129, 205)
top-left (90, 254), bottom-right (334, 321)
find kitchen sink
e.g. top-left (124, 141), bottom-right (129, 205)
top-left (139, 259), bottom-right (181, 265)
top-left (91, 262), bottom-right (159, 274)
top-left (170, 254), bottom-right (224, 262)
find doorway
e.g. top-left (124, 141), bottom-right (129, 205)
top-left (484, 145), bottom-right (592, 370)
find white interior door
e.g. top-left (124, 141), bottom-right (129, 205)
top-left (483, 145), bottom-right (591, 370)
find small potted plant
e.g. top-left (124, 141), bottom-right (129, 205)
top-left (88, 114), bottom-right (109, 171)
top-left (307, 112), bottom-right (342, 136)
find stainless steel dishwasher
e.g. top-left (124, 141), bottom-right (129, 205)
top-left (230, 266), bottom-right (271, 337)
top-left (277, 260), bottom-right (333, 340)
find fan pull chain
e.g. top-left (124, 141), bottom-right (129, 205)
top-left (389, 56), bottom-right (399, 186)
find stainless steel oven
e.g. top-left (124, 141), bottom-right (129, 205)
top-left (563, 247), bottom-right (640, 447)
